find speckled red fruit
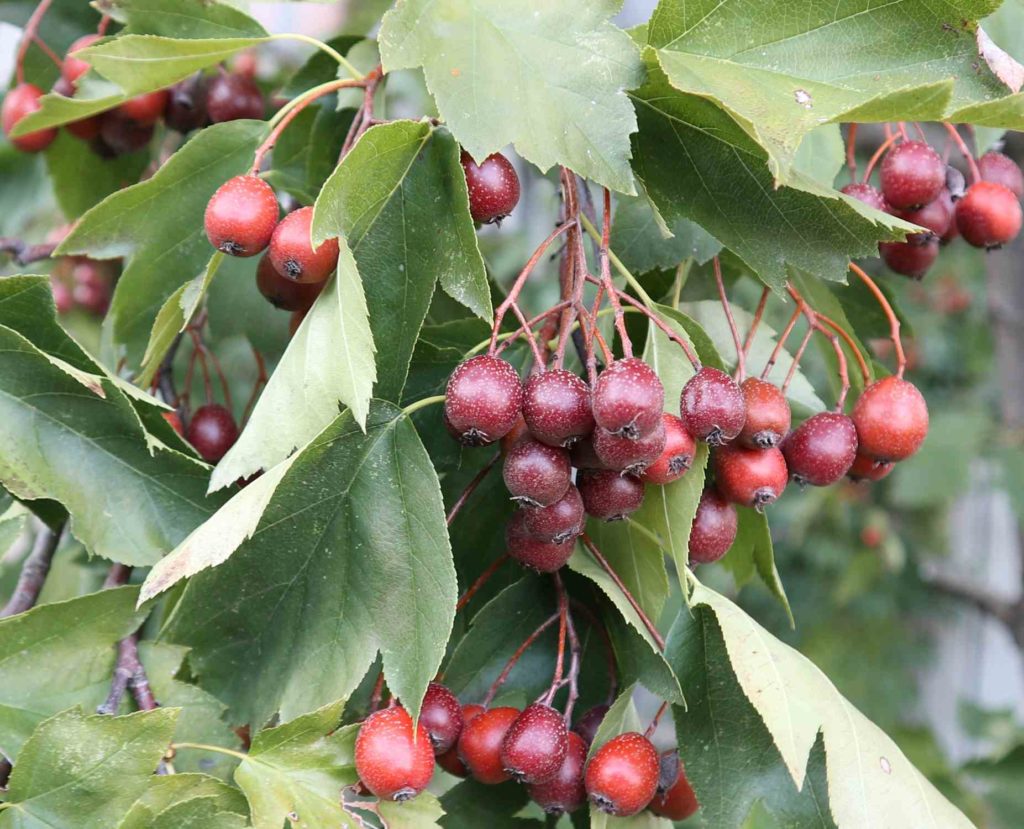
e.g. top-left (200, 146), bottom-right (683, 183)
top-left (96, 112), bottom-right (154, 155)
top-left (578, 469), bottom-right (645, 521)
top-left (522, 485), bottom-right (584, 543)
top-left (445, 355), bottom-right (524, 446)
top-left (437, 704), bottom-right (483, 777)
top-left (585, 732), bottom-right (660, 817)
top-left (117, 90), bottom-right (169, 125)
top-left (572, 705), bottom-right (609, 746)
top-left (51, 278), bottom-right (73, 314)
top-left (979, 151), bottom-right (1024, 198)
top-left (522, 370), bottom-right (594, 447)
top-left (458, 707), bottom-right (520, 784)
top-left (269, 207), bottom-right (339, 283)
top-left (62, 34), bottom-right (100, 85)
top-left (955, 181), bottom-right (1023, 248)
top-left (737, 378), bottom-right (791, 449)
top-left (649, 751), bottom-right (699, 821)
top-left (506, 511), bottom-right (575, 572)
top-left (642, 414), bottom-right (696, 485)
top-left (847, 452), bottom-right (894, 482)
top-left (70, 260), bottom-right (111, 316)
top-left (689, 489), bottom-right (737, 564)
top-left (593, 419), bottom-right (666, 476)
top-left (206, 72), bottom-right (264, 122)
top-left (528, 731), bottom-right (587, 815)
top-left (879, 238), bottom-right (939, 280)
top-left (841, 183), bottom-right (888, 212)
top-left (355, 706), bottom-right (434, 801)
top-left (186, 404), bottom-right (238, 463)
top-left (2, 84), bottom-right (57, 152)
top-left (421, 683), bottom-right (464, 755)
top-left (503, 438), bottom-right (572, 506)
top-left (680, 367), bottom-right (746, 446)
top-left (501, 703), bottom-right (568, 784)
top-left (782, 412), bottom-right (858, 487)
top-left (851, 376), bottom-right (928, 462)
top-left (593, 358), bottom-right (664, 439)
top-left (880, 141), bottom-right (945, 209)
top-left (500, 414), bottom-right (529, 453)
top-left (165, 73), bottom-right (208, 133)
top-left (461, 150), bottom-right (520, 223)
top-left (569, 436), bottom-right (609, 471)
top-left (713, 445), bottom-right (787, 509)
top-left (256, 254), bottom-right (322, 311)
top-left (896, 190), bottom-right (954, 239)
top-left (205, 175), bottom-right (279, 257)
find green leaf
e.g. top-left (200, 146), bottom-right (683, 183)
top-left (611, 192), bottom-right (721, 275)
top-left (722, 508), bottom-right (792, 623)
top-left (159, 402), bottom-right (456, 726)
top-left (263, 103), bottom-right (353, 203)
top-left (586, 516), bottom-right (670, 626)
top-left (118, 773), bottom-right (248, 829)
top-left (141, 798), bottom-right (248, 829)
top-left (44, 131), bottom-right (149, 220)
top-left (793, 125), bottom-right (845, 189)
top-left (379, 0), bottom-right (644, 194)
top-left (0, 707), bottom-right (179, 829)
top-left (107, 0), bottom-right (268, 38)
top-left (439, 779), bottom-right (540, 829)
top-left (379, 793), bottom-right (445, 829)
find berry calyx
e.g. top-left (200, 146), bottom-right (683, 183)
top-left (437, 704), bottom-right (483, 777)
top-left (420, 683), bottom-right (464, 755)
top-left (457, 706), bottom-right (521, 784)
top-left (689, 488), bottom-right (738, 564)
top-left (256, 254), bottom-right (323, 311)
top-left (521, 485), bottom-right (584, 543)
top-left (577, 469), bottom-right (645, 522)
top-left (506, 511), bottom-right (576, 572)
top-left (851, 376), bottom-right (929, 462)
top-left (502, 438), bottom-right (572, 507)
top-left (978, 151), bottom-right (1024, 198)
top-left (186, 404), bottom-right (239, 463)
top-left (2, 83), bottom-right (57, 153)
top-left (460, 150), bottom-right (520, 224)
top-left (445, 355), bottom-right (524, 446)
top-left (527, 731), bottom-right (588, 815)
top-left (955, 181), bottom-right (1023, 249)
top-left (737, 378), bottom-right (791, 449)
top-left (680, 366), bottom-right (746, 446)
top-left (164, 73), bottom-right (209, 133)
top-left (572, 705), bottom-right (609, 747)
top-left (206, 72), bottom-right (264, 123)
top-left (713, 445), bottom-right (788, 509)
top-left (354, 706), bottom-right (434, 801)
top-left (269, 206), bottom-right (339, 283)
top-left (62, 34), bottom-right (101, 85)
top-left (116, 90), bottom-right (170, 125)
top-left (500, 703), bottom-right (568, 784)
top-left (585, 732), bottom-right (660, 817)
top-left (841, 182), bottom-right (888, 212)
top-left (205, 175), bottom-right (279, 257)
top-left (593, 418), bottom-right (667, 476)
top-left (522, 370), bottom-right (594, 448)
top-left (847, 452), bottom-right (894, 482)
top-left (649, 751), bottom-right (699, 821)
top-left (880, 141), bottom-right (945, 209)
top-left (879, 238), bottom-right (939, 280)
top-left (642, 414), bottom-right (696, 485)
top-left (593, 358), bottom-right (664, 440)
top-left (781, 412), bottom-right (859, 487)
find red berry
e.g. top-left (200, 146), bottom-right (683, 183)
top-left (713, 445), bottom-right (787, 509)
top-left (896, 191), bottom-right (954, 239)
top-left (51, 278), bottom-right (72, 314)
top-left (354, 706), bottom-right (434, 801)
top-left (62, 34), bottom-right (101, 85)
top-left (500, 414), bottom-right (530, 454)
top-left (585, 732), bottom-right (659, 817)
top-left (437, 704), bottom-right (483, 777)
top-left (649, 751), bottom-right (699, 821)
top-left (96, 112), bottom-right (154, 156)
top-left (521, 485), bottom-right (584, 543)
top-left (572, 705), bottom-right (609, 747)
top-left (65, 111), bottom-right (101, 141)
top-left (680, 367), bottom-right (746, 446)
top-left (205, 175), bottom-right (279, 257)
top-left (206, 72), bottom-right (264, 123)
top-left (642, 414), bottom-right (696, 485)
top-left (577, 469), bottom-right (645, 521)
top-left (444, 355), bottom-right (524, 446)
top-left (186, 403), bottom-right (239, 463)
top-left (506, 511), bottom-right (575, 572)
top-left (528, 731), bottom-right (587, 815)
top-left (117, 90), bottom-right (169, 125)
top-left (70, 259), bottom-right (111, 316)
top-left (688, 489), bottom-right (737, 564)
top-left (879, 237), bottom-right (939, 280)
top-left (457, 707), bottom-right (520, 784)
top-left (955, 181), bottom-right (1023, 249)
top-left (503, 438), bottom-right (572, 507)
top-left (737, 378), bottom-right (790, 449)
top-left (841, 182), bottom-right (888, 212)
top-left (522, 370), bottom-right (594, 448)
top-left (420, 683), bottom-right (464, 755)
top-left (269, 207), bottom-right (339, 283)
top-left (165, 73), bottom-right (209, 133)
top-left (593, 358), bottom-right (664, 440)
top-left (162, 410), bottom-right (185, 436)
top-left (569, 436), bottom-right (610, 471)
top-left (781, 412), bottom-right (858, 487)
top-left (256, 253), bottom-right (323, 311)
top-left (880, 141), bottom-right (945, 209)
top-left (288, 309), bottom-right (307, 338)
top-left (978, 151), bottom-right (1024, 198)
top-left (2, 83), bottom-right (57, 152)
top-left (460, 150), bottom-right (520, 224)
top-left (593, 418), bottom-right (666, 476)
top-left (847, 452), bottom-right (894, 482)
top-left (851, 376), bottom-right (928, 462)
top-left (501, 703), bottom-right (568, 784)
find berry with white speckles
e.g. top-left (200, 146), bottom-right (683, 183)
top-left (955, 181), bottom-right (1023, 249)
top-left (592, 358), bottom-right (664, 439)
top-left (649, 750), bottom-right (700, 821)
top-left (522, 485), bottom-right (584, 543)
top-left (782, 412), bottom-right (858, 487)
top-left (420, 683), bottom-right (464, 755)
top-left (458, 707), bottom-right (521, 784)
top-left (528, 731), bottom-right (588, 815)
top-left (461, 150), bottom-right (520, 223)
top-left (523, 370), bottom-right (595, 447)
top-left (503, 438), bottom-right (572, 506)
top-left (852, 377), bottom-right (928, 462)
top-left (437, 704), bottom-right (484, 777)
top-left (713, 444), bottom-right (787, 509)
top-left (641, 413), bottom-right (696, 485)
top-left (501, 703), bottom-right (568, 784)
top-left (269, 206), bottom-right (339, 283)
top-left (355, 706), bottom-right (434, 801)
top-left (205, 175), bottom-right (279, 257)
top-left (689, 488), bottom-right (737, 564)
top-left (841, 182), bottom-right (888, 212)
top-left (506, 511), bottom-right (576, 572)
top-left (577, 469), bottom-right (645, 521)
top-left (584, 732), bottom-right (659, 817)
top-left (593, 417), bottom-right (666, 476)
top-left (737, 378), bottom-right (791, 449)
top-left (880, 141), bottom-right (945, 209)
top-left (847, 452), bottom-right (894, 482)
top-left (978, 151), bottom-right (1024, 198)
top-left (445, 355), bottom-right (524, 446)
top-left (680, 367), bottom-right (746, 446)
top-left (880, 237), bottom-right (939, 279)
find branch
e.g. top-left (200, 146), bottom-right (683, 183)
top-left (923, 570), bottom-right (1024, 649)
top-left (0, 523), bottom-right (63, 618)
top-left (0, 237), bottom-right (58, 267)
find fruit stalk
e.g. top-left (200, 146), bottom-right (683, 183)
top-left (0, 523), bottom-right (63, 618)
top-left (14, 0), bottom-right (54, 84)
top-left (942, 123), bottom-right (981, 183)
top-left (713, 257), bottom-right (746, 380)
top-left (849, 262), bottom-right (907, 377)
top-left (483, 613), bottom-right (560, 707)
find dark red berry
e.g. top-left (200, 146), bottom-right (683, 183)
top-left (585, 732), bottom-right (659, 817)
top-left (501, 703), bottom-right (568, 784)
top-left (955, 181), bottom-right (1023, 248)
top-left (256, 253), bottom-right (323, 311)
top-left (841, 182), bottom-right (888, 212)
top-left (117, 90), bottom-right (169, 125)
top-left (522, 370), bottom-right (594, 448)
top-left (896, 190), bottom-right (953, 239)
top-left (62, 34), bottom-right (101, 85)
top-left (578, 469), bottom-right (645, 521)
top-left (522, 485), bottom-right (584, 543)
top-left (421, 683), bottom-right (464, 755)
top-left (437, 704), bottom-right (483, 777)
top-left (2, 83), bottom-right (57, 152)
top-left (528, 731), bottom-right (587, 815)
top-left (458, 707), bottom-right (520, 784)
top-left (460, 150), bottom-right (520, 224)
top-left (713, 445), bottom-right (787, 509)
top-left (186, 403), bottom-right (239, 463)
top-left (289, 309), bottom-right (307, 338)
top-left (642, 414), bottom-right (696, 485)
top-left (879, 237), bottom-right (939, 279)
top-left (979, 151), bottom-right (1024, 198)
top-left (593, 418), bottom-right (666, 476)
top-left (205, 175), bottom-right (279, 257)
top-left (65, 111), bottom-right (101, 141)
top-left (781, 412), bottom-right (858, 487)
top-left (96, 112), bottom-right (154, 156)
top-left (507, 512), bottom-right (575, 572)
top-left (51, 278), bottom-right (72, 315)
top-left (354, 706), bottom-right (434, 801)
top-left (649, 751), bottom-right (699, 821)
top-left (851, 376), bottom-right (928, 462)
top-left (572, 705), bottom-right (609, 747)
top-left (737, 378), bottom-right (790, 449)
top-left (164, 73), bottom-right (209, 133)
top-left (70, 260), bottom-right (111, 316)
top-left (269, 207), bottom-right (339, 283)
top-left (593, 358), bottom-right (664, 440)
top-left (206, 72), bottom-right (264, 123)
top-left (569, 436), bottom-right (609, 471)
top-left (503, 438), bottom-right (572, 507)
top-left (689, 489), bottom-right (737, 564)
top-left (880, 141), bottom-right (945, 209)
top-left (444, 355), bottom-right (524, 446)
top-left (680, 366), bottom-right (746, 446)
top-left (500, 414), bottom-right (530, 453)
top-left (847, 452), bottom-right (894, 482)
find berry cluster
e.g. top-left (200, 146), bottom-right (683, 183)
top-left (49, 255), bottom-right (114, 316)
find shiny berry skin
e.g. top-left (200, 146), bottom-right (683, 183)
top-left (896, 191), bottom-right (954, 240)
top-left (578, 469), bottom-right (645, 521)
top-left (955, 181), bottom-right (1023, 249)
top-left (420, 683), bottom-right (464, 755)
top-left (354, 706), bottom-right (434, 801)
top-left (445, 355), bottom-right (524, 446)
top-left (585, 732), bottom-right (660, 817)
top-left (96, 112), bottom-right (154, 156)
top-left (593, 358), bottom-right (664, 439)
top-left (522, 485), bottom-right (584, 543)
top-left (205, 175), bottom-right (279, 257)
top-left (593, 418), bottom-right (666, 476)
top-left (851, 376), bottom-right (928, 462)
top-left (879, 237), bottom-right (939, 280)
top-left (506, 512), bottom-right (575, 572)
top-left (186, 403), bottom-right (239, 463)
top-left (680, 367), bottom-right (746, 446)
top-left (737, 378), bottom-right (791, 449)
top-left (847, 451), bottom-right (894, 482)
top-left (500, 414), bottom-right (530, 453)
top-left (572, 705), bottom-right (609, 746)
top-left (689, 489), bottom-right (737, 564)
top-left (62, 34), bottom-right (101, 85)
top-left (527, 731), bottom-right (587, 815)
top-left (256, 254), bottom-right (322, 311)
top-left (458, 707), bottom-right (520, 784)
top-left (642, 414), bottom-right (696, 485)
top-left (713, 445), bottom-right (787, 509)
top-left (503, 438), bottom-right (572, 507)
top-left (437, 704), bottom-right (483, 777)
top-left (460, 150), bottom-right (520, 223)
top-left (880, 141), bottom-right (945, 209)
top-left (206, 72), bottom-right (264, 122)
top-left (2, 83), bottom-right (57, 153)
top-left (522, 370), bottom-right (594, 448)
top-left (164, 73), bottom-right (209, 133)
top-left (979, 151), bottom-right (1024, 198)
top-left (841, 182), bottom-right (888, 212)
top-left (781, 412), bottom-right (858, 487)
top-left (501, 703), bottom-right (568, 784)
top-left (569, 436), bottom-right (609, 471)
top-left (117, 90), bottom-right (169, 125)
top-left (269, 207), bottom-right (339, 283)
top-left (649, 751), bottom-right (699, 821)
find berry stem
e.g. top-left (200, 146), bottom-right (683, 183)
top-left (0, 522), bottom-right (64, 618)
top-left (845, 123), bottom-right (858, 180)
top-left (782, 326), bottom-right (814, 393)
top-left (14, 0), bottom-right (53, 84)
top-left (455, 554), bottom-right (509, 613)
top-left (401, 394), bottom-right (446, 416)
top-left (812, 312), bottom-right (870, 385)
top-left (849, 262), bottom-right (907, 377)
top-left (543, 575), bottom-right (570, 705)
top-left (643, 701), bottom-right (669, 738)
top-left (483, 613), bottom-right (560, 707)
top-left (508, 300), bottom-right (547, 366)
top-left (860, 131), bottom-right (900, 183)
top-left (742, 286), bottom-right (770, 361)
top-left (494, 301), bottom-right (573, 358)
top-left (713, 257), bottom-right (745, 380)
top-left (942, 123), bottom-right (981, 183)
top-left (562, 595), bottom-right (582, 722)
top-left (30, 33), bottom-right (62, 70)
top-left (241, 344), bottom-right (268, 426)
top-left (269, 33), bottom-right (367, 80)
top-left (598, 189), bottom-right (633, 359)
top-left (569, 599), bottom-right (619, 705)
top-left (446, 451), bottom-right (501, 526)
top-left (760, 306), bottom-right (802, 380)
top-left (785, 284), bottom-right (851, 408)
top-left (578, 213), bottom-right (655, 308)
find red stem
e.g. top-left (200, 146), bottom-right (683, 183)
top-left (15, 0), bottom-right (54, 84)
top-left (644, 701), bottom-right (669, 738)
top-left (782, 326), bottom-right (814, 392)
top-left (849, 262), bottom-right (906, 377)
top-left (455, 554), bottom-right (509, 614)
top-left (861, 132), bottom-right (900, 183)
top-left (483, 613), bottom-right (560, 707)
top-left (761, 306), bottom-right (802, 380)
top-left (942, 123), bottom-right (981, 183)
top-left (544, 577), bottom-right (569, 705)
top-left (598, 189), bottom-right (633, 359)
top-left (742, 287), bottom-right (770, 361)
top-left (713, 257), bottom-right (745, 380)
top-left (846, 123), bottom-right (858, 180)
top-left (446, 452), bottom-right (500, 526)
